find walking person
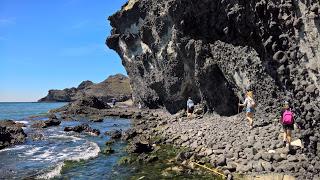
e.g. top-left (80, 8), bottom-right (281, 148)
top-left (186, 97), bottom-right (195, 117)
top-left (238, 91), bottom-right (256, 129)
top-left (280, 101), bottom-right (294, 149)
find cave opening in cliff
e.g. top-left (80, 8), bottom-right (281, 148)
top-left (198, 65), bottom-right (239, 116)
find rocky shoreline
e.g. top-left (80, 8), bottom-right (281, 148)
top-left (42, 99), bottom-right (320, 179)
top-left (113, 108), bottom-right (319, 180)
top-left (1, 101), bottom-right (319, 179)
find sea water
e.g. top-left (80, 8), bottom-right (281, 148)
top-left (0, 102), bottom-right (131, 179)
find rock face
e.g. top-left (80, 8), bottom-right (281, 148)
top-left (39, 74), bottom-right (132, 103)
top-left (0, 120), bottom-right (27, 149)
top-left (107, 0), bottom-right (320, 155)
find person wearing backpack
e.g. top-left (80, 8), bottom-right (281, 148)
top-left (238, 91), bottom-right (256, 129)
top-left (187, 97), bottom-right (195, 117)
top-left (280, 101), bottom-right (294, 148)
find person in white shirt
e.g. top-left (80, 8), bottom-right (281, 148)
top-left (238, 91), bottom-right (256, 129)
top-left (186, 97), bottom-right (194, 117)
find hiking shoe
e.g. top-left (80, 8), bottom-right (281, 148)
top-left (286, 143), bottom-right (291, 150)
top-left (283, 141), bottom-right (287, 148)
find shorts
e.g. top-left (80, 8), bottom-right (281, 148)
top-left (187, 106), bottom-right (194, 113)
top-left (246, 108), bottom-right (254, 113)
top-left (283, 124), bottom-right (294, 130)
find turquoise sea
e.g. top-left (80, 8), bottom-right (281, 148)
top-left (0, 102), bottom-right (131, 179)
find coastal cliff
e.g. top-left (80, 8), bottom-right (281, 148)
top-left (39, 74), bottom-right (132, 103)
top-left (107, 0), bottom-right (320, 155)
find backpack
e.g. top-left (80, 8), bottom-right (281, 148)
top-left (282, 110), bottom-right (294, 125)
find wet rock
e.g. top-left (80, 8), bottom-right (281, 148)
top-left (29, 133), bottom-right (44, 141)
top-left (105, 130), bottom-right (122, 139)
top-left (90, 117), bottom-right (104, 122)
top-left (64, 124), bottom-right (100, 136)
top-left (102, 146), bottom-right (114, 154)
top-left (44, 119), bottom-right (61, 127)
top-left (0, 120), bottom-right (27, 149)
top-left (126, 138), bottom-right (153, 154)
top-left (31, 119), bottom-right (61, 128)
top-left (105, 139), bottom-right (115, 145)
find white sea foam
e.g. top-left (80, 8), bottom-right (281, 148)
top-left (15, 120), bottom-right (29, 124)
top-left (49, 134), bottom-right (83, 142)
top-left (24, 147), bottom-right (42, 156)
top-left (36, 162), bottom-right (64, 179)
top-left (68, 141), bottom-right (100, 161)
top-left (0, 145), bottom-right (28, 152)
top-left (36, 136), bottom-right (100, 179)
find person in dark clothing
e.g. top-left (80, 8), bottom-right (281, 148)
top-left (112, 98), bottom-right (117, 107)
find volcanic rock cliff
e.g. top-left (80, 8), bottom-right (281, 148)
top-left (39, 74), bottom-right (132, 102)
top-left (107, 0), bottom-right (320, 156)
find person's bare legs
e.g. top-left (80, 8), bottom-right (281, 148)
top-left (287, 129), bottom-right (292, 145)
top-left (246, 112), bottom-right (253, 128)
top-left (283, 131), bottom-right (287, 141)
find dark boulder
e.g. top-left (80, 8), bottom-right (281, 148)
top-left (64, 124), bottom-right (100, 136)
top-left (31, 119), bottom-right (61, 128)
top-left (102, 146), bottom-right (115, 155)
top-left (105, 139), bottom-right (115, 145)
top-left (44, 119), bottom-right (61, 127)
top-left (0, 120), bottom-right (27, 150)
top-left (105, 130), bottom-right (122, 139)
top-left (126, 138), bottom-right (153, 154)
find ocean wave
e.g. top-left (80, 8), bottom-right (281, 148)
top-left (24, 147), bottom-right (42, 156)
top-left (36, 162), bottom-right (64, 179)
top-left (0, 145), bottom-right (28, 153)
top-left (15, 120), bottom-right (29, 124)
top-left (48, 134), bottom-right (83, 142)
top-left (36, 138), bottom-right (100, 179)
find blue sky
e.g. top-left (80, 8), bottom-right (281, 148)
top-left (0, 0), bottom-right (128, 102)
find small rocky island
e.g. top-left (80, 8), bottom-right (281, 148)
top-left (38, 74), bottom-right (132, 103)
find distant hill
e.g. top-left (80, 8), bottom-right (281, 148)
top-left (38, 74), bottom-right (132, 102)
